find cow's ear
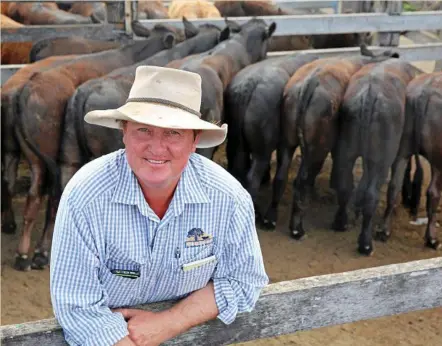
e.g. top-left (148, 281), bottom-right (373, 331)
top-left (218, 26), bottom-right (230, 42)
top-left (163, 33), bottom-right (176, 48)
top-left (131, 20), bottom-right (150, 37)
top-left (267, 22), bottom-right (277, 38)
top-left (183, 16), bottom-right (199, 38)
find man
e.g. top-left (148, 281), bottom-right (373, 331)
top-left (50, 66), bottom-right (269, 346)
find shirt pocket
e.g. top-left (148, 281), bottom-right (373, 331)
top-left (100, 257), bottom-right (144, 308)
top-left (176, 245), bottom-right (218, 297)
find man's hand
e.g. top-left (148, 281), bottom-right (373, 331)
top-left (112, 309), bottom-right (172, 346)
top-left (112, 281), bottom-right (219, 346)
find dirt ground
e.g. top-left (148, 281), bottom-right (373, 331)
top-left (1, 146), bottom-right (441, 345)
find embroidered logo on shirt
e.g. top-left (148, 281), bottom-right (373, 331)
top-left (185, 228), bottom-right (213, 247)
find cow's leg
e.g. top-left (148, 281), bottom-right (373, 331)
top-left (357, 174), bottom-right (379, 256)
top-left (32, 193), bottom-right (59, 269)
top-left (409, 155), bottom-right (423, 218)
top-left (1, 152), bottom-right (20, 234)
top-left (226, 134), bottom-right (250, 187)
top-left (14, 127), bottom-right (48, 271)
top-left (288, 162), bottom-right (306, 239)
top-left (401, 157), bottom-right (413, 210)
top-left (1, 176), bottom-right (13, 232)
top-left (357, 157), bottom-right (391, 256)
top-left (332, 134), bottom-right (359, 232)
top-left (329, 145), bottom-right (339, 191)
top-left (247, 154), bottom-right (271, 218)
top-left (425, 167), bottom-right (441, 250)
top-left (15, 161), bottom-right (46, 271)
top-left (262, 143), bottom-right (297, 230)
top-left (377, 156), bottom-right (409, 241)
top-left (306, 156), bottom-right (327, 199)
top-left (290, 154), bottom-right (326, 240)
top-left (261, 163), bottom-right (271, 186)
top-left (226, 121), bottom-right (249, 187)
top-left (61, 164), bottom-right (80, 190)
top-left (1, 176), bottom-right (16, 234)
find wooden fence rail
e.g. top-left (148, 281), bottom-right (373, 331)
top-left (136, 11), bottom-right (442, 36)
top-left (1, 257), bottom-right (441, 346)
top-left (267, 42), bottom-right (442, 60)
top-left (3, 10), bottom-right (442, 42)
top-left (0, 23), bottom-right (125, 43)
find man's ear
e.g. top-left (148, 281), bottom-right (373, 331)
top-left (218, 26), bottom-right (230, 42)
top-left (121, 121), bottom-right (127, 144)
top-left (192, 130), bottom-right (202, 151)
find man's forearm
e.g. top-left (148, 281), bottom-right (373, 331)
top-left (162, 281), bottom-right (219, 338)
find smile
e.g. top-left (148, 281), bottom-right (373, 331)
top-left (145, 159), bottom-right (168, 164)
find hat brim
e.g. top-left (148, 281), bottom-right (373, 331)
top-left (84, 101), bottom-right (227, 149)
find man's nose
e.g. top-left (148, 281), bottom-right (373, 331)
top-left (147, 134), bottom-right (168, 151)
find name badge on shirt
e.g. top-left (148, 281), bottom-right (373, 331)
top-left (110, 269), bottom-right (140, 279)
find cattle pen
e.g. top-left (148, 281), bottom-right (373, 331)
top-left (2, 0), bottom-right (442, 84)
top-left (1, 0), bottom-right (442, 345)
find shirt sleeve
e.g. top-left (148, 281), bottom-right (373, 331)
top-left (50, 194), bottom-right (129, 346)
top-left (212, 190), bottom-right (269, 324)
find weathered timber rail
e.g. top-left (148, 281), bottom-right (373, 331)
top-left (136, 11), bottom-right (442, 36)
top-left (1, 257), bottom-right (441, 345)
top-left (267, 42), bottom-right (442, 60)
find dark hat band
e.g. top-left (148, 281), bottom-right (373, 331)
top-left (126, 97), bottom-right (201, 118)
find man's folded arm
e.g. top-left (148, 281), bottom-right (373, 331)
top-left (213, 193), bottom-right (269, 325)
top-left (50, 196), bottom-right (129, 346)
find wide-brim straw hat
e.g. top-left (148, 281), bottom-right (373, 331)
top-left (84, 66), bottom-right (227, 148)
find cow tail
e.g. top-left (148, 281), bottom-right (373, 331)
top-left (66, 87), bottom-right (93, 164)
top-left (14, 83), bottom-right (61, 198)
top-left (408, 82), bottom-right (431, 216)
top-left (224, 85), bottom-right (249, 179)
top-left (296, 74), bottom-right (320, 180)
top-left (359, 81), bottom-right (376, 175)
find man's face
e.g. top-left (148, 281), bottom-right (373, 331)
top-left (122, 121), bottom-right (199, 190)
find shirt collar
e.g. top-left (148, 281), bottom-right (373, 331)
top-left (170, 154), bottom-right (210, 216)
top-left (112, 151), bottom-right (210, 217)
top-left (111, 150), bottom-right (147, 211)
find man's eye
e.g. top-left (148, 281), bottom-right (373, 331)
top-left (138, 128), bottom-right (149, 133)
top-left (166, 130), bottom-right (180, 136)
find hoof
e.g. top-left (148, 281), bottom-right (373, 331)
top-left (358, 244), bottom-right (374, 256)
top-left (290, 224), bottom-right (305, 240)
top-left (2, 222), bottom-right (16, 234)
top-left (260, 209), bottom-right (277, 231)
top-left (375, 231), bottom-right (390, 242)
top-left (14, 253), bottom-right (32, 272)
top-left (425, 238), bottom-right (441, 250)
top-left (31, 251), bottom-right (49, 270)
top-left (260, 218), bottom-right (276, 231)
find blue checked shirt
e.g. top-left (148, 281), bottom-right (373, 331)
top-left (50, 149), bottom-right (269, 346)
